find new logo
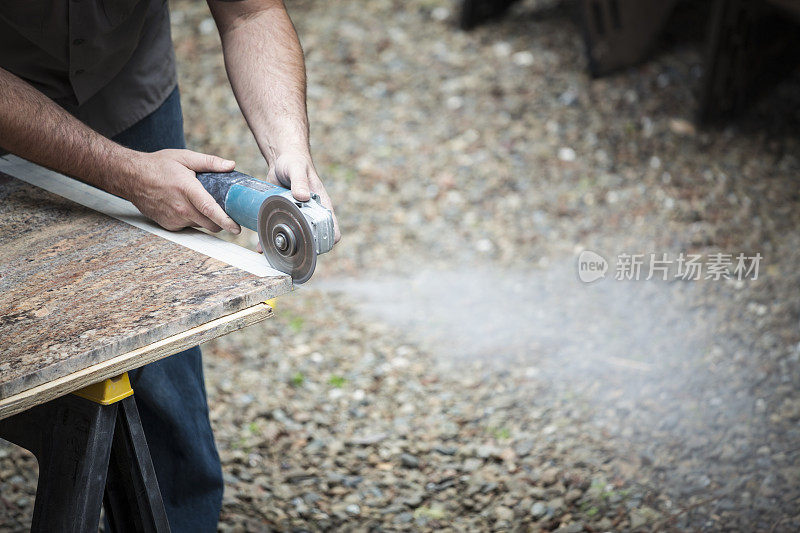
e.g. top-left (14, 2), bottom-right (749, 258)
top-left (577, 250), bottom-right (608, 283)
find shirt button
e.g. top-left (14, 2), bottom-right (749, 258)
top-left (75, 69), bottom-right (85, 75)
top-left (72, 38), bottom-right (85, 46)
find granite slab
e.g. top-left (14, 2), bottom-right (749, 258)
top-left (0, 172), bottom-right (291, 400)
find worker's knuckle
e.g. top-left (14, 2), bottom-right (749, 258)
top-left (173, 204), bottom-right (191, 219)
top-left (176, 181), bottom-right (193, 196)
top-left (160, 149), bottom-right (178, 161)
top-left (198, 201), bottom-right (217, 217)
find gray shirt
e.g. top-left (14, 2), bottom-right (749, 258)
top-left (0, 0), bottom-right (177, 138)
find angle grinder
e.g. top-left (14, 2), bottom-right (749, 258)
top-left (196, 171), bottom-right (335, 283)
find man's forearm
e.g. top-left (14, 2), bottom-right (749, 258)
top-left (0, 67), bottom-right (241, 234)
top-left (210, 0), bottom-right (340, 240)
top-left (0, 67), bottom-right (138, 195)
top-left (212, 1), bottom-right (311, 166)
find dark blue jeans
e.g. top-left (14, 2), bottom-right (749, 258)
top-left (111, 87), bottom-right (224, 533)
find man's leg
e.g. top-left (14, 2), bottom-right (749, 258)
top-left (126, 348), bottom-right (222, 532)
top-left (111, 87), bottom-right (224, 532)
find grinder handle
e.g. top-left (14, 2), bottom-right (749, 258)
top-left (196, 171), bottom-right (288, 233)
top-left (196, 171), bottom-right (260, 210)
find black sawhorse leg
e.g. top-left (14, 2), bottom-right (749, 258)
top-left (0, 373), bottom-right (170, 533)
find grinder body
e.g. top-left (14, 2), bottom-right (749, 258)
top-left (196, 171), bottom-right (334, 283)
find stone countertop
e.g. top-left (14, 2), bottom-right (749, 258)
top-left (0, 172), bottom-right (291, 399)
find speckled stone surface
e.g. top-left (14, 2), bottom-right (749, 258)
top-left (0, 173), bottom-right (291, 399)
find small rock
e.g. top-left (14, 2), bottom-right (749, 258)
top-left (198, 17), bottom-right (215, 35)
top-left (529, 487), bottom-right (546, 499)
top-left (669, 118), bottom-right (696, 136)
top-left (493, 42), bottom-right (512, 58)
top-left (350, 432), bottom-right (388, 445)
top-left (558, 89), bottom-right (579, 107)
top-left (343, 475), bottom-right (363, 488)
top-left (481, 482), bottom-right (499, 494)
top-left (303, 492), bottom-right (321, 504)
top-left (558, 147), bottom-right (577, 162)
top-left (401, 453), bottom-right (420, 468)
top-left (630, 510), bottom-right (647, 529)
top-left (431, 7), bottom-right (450, 21)
top-left (499, 448), bottom-right (516, 463)
top-left (597, 518), bottom-right (613, 529)
top-left (541, 467), bottom-right (560, 485)
top-left (291, 497), bottom-right (309, 516)
top-left (462, 458), bottom-right (483, 472)
top-left (513, 439), bottom-right (534, 457)
top-left (434, 445), bottom-right (457, 456)
top-left (547, 497), bottom-right (565, 514)
top-left (565, 488), bottom-right (583, 503)
top-left (494, 505), bottom-right (514, 521)
top-left (477, 444), bottom-right (500, 459)
top-left (404, 491), bottom-right (425, 507)
top-left (556, 523), bottom-right (584, 533)
top-left (629, 507), bottom-right (659, 529)
top-left (531, 501), bottom-right (547, 518)
top-left (475, 239), bottom-right (494, 253)
top-left (346, 503), bottom-right (361, 516)
top-left (15, 496), bottom-right (31, 508)
top-left (512, 51), bottom-right (535, 67)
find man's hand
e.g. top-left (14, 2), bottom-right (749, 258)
top-left (0, 67), bottom-right (241, 236)
top-left (268, 152), bottom-right (340, 242)
top-left (124, 149), bottom-right (241, 234)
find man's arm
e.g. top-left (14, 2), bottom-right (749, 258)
top-left (0, 67), bottom-right (240, 234)
top-left (209, 0), bottom-right (340, 242)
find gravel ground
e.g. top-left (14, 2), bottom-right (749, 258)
top-left (3, 0), bottom-right (800, 531)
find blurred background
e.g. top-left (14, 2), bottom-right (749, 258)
top-left (3, 0), bottom-right (800, 531)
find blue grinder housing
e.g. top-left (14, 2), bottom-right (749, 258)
top-left (196, 171), bottom-right (335, 283)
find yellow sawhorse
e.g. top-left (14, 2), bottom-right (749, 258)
top-left (0, 373), bottom-right (170, 533)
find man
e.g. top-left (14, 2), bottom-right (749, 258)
top-left (0, 1), bottom-right (339, 530)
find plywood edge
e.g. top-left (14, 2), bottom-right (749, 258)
top-left (0, 302), bottom-right (273, 421)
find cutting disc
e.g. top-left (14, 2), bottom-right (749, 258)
top-left (257, 195), bottom-right (316, 283)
